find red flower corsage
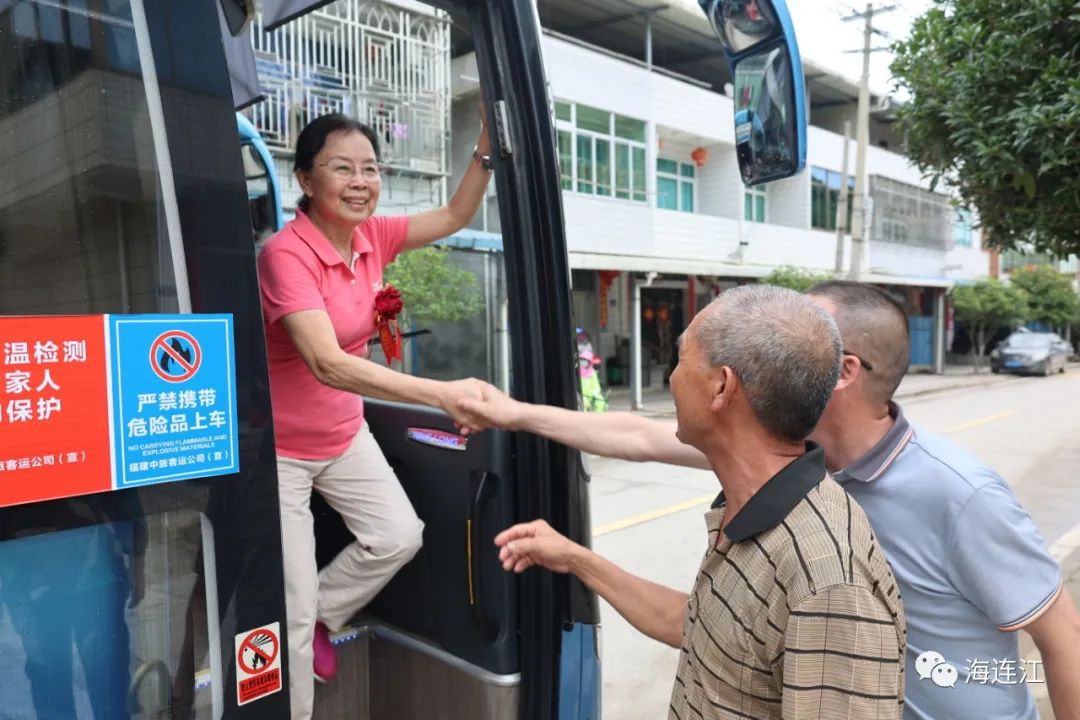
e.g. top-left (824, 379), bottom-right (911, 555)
top-left (374, 284), bottom-right (404, 367)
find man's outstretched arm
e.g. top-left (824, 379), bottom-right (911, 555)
top-left (1025, 589), bottom-right (1080, 720)
top-left (459, 387), bottom-right (710, 469)
top-left (496, 520), bottom-right (688, 648)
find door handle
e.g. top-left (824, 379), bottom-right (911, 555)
top-left (467, 469), bottom-right (499, 644)
top-left (406, 427), bottom-right (468, 451)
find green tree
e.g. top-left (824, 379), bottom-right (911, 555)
top-left (760, 266), bottom-right (832, 293)
top-left (950, 279), bottom-right (1029, 372)
top-left (383, 246), bottom-right (484, 324)
top-left (1008, 265), bottom-right (1080, 333)
top-left (891, 0), bottom-right (1080, 256)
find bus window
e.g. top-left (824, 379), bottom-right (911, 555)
top-left (0, 1), bottom-right (219, 717)
top-left (1, 1), bottom-right (288, 718)
top-left (0, 1), bottom-right (179, 316)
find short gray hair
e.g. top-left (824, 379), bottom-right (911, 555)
top-left (695, 285), bottom-right (841, 442)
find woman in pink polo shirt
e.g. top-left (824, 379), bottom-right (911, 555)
top-left (257, 112), bottom-right (493, 719)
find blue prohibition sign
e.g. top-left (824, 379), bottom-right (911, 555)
top-left (110, 314), bottom-right (239, 490)
top-left (150, 330), bottom-right (202, 383)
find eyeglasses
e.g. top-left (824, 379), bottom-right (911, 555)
top-left (318, 161), bottom-right (385, 183)
top-left (842, 350), bottom-right (874, 372)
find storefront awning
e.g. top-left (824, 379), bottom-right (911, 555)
top-left (567, 252), bottom-right (956, 289)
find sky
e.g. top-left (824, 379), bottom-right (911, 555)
top-left (783, 0), bottom-right (936, 96)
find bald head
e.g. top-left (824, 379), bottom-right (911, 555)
top-left (807, 281), bottom-right (910, 405)
top-left (693, 285), bottom-right (841, 443)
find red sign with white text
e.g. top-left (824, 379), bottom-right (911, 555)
top-left (0, 316), bottom-right (112, 506)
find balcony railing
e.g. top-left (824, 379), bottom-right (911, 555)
top-left (248, 0), bottom-right (450, 176)
top-left (869, 175), bottom-right (952, 251)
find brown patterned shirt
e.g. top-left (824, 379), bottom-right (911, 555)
top-left (669, 444), bottom-right (906, 720)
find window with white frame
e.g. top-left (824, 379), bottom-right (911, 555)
top-left (881, 218), bottom-right (909, 244)
top-left (555, 101), bottom-right (647, 202)
top-left (953, 208), bottom-right (973, 247)
top-left (744, 185), bottom-right (767, 223)
top-left (656, 158), bottom-right (695, 212)
top-left (811, 166), bottom-right (854, 231)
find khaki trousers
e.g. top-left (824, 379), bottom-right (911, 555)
top-left (277, 424), bottom-right (423, 720)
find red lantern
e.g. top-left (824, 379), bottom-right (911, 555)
top-left (691, 147), bottom-right (708, 168)
top-left (658, 303), bottom-right (670, 324)
top-left (644, 306), bottom-right (655, 323)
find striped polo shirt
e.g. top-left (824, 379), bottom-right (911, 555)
top-left (669, 444), bottom-right (907, 720)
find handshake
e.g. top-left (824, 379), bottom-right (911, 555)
top-left (433, 378), bottom-right (524, 435)
top-left (432, 380), bottom-right (584, 577)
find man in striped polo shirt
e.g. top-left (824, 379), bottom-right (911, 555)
top-left (494, 285), bottom-right (906, 719)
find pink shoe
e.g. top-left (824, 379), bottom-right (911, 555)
top-left (313, 621), bottom-right (338, 683)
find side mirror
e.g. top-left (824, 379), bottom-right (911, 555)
top-left (236, 114), bottom-right (285, 236)
top-left (700, 0), bottom-right (807, 185)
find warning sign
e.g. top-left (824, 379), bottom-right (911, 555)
top-left (150, 330), bottom-right (201, 383)
top-left (0, 316), bottom-right (112, 506)
top-left (111, 315), bottom-right (239, 489)
top-left (235, 622), bottom-right (282, 706)
top-left (0, 313), bottom-right (238, 509)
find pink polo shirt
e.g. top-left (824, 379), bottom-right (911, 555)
top-left (258, 210), bottom-right (409, 459)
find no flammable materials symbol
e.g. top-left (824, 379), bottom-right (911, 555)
top-left (150, 330), bottom-right (201, 383)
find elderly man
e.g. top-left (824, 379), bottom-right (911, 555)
top-left (493, 285), bottom-right (906, 719)
top-left (462, 281), bottom-right (1080, 720)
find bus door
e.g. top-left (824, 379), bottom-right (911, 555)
top-left (264, 1), bottom-right (601, 718)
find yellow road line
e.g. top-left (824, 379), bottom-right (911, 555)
top-left (944, 410), bottom-right (1017, 434)
top-left (594, 493), bottom-right (716, 538)
top-left (594, 410), bottom-right (1018, 537)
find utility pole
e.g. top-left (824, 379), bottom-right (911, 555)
top-left (644, 13), bottom-right (653, 69)
top-left (834, 118), bottom-right (852, 275)
top-left (843, 3), bottom-right (895, 280)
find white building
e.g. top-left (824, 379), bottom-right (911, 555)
top-left (445, 1), bottom-right (991, 387)
top-left (247, 0), bottom-right (996, 386)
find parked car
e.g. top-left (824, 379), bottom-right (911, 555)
top-left (990, 332), bottom-right (1072, 376)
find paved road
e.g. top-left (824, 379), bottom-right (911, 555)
top-left (588, 370), bottom-right (1080, 719)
